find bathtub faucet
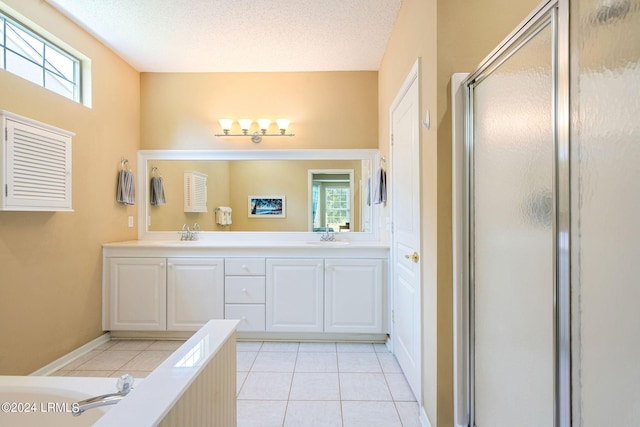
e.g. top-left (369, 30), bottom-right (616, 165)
top-left (73, 374), bottom-right (134, 417)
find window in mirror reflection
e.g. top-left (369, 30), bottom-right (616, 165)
top-left (310, 171), bottom-right (353, 232)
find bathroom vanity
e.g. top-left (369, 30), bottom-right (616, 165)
top-left (102, 240), bottom-right (389, 341)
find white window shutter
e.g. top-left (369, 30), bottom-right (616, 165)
top-left (184, 171), bottom-right (207, 212)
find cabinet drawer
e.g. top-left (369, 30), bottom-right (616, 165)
top-left (225, 304), bottom-right (265, 331)
top-left (225, 258), bottom-right (265, 276)
top-left (225, 276), bottom-right (266, 303)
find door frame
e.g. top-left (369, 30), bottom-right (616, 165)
top-left (452, 1), bottom-right (571, 426)
top-left (389, 58), bottom-right (422, 402)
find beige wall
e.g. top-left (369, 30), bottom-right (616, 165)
top-left (140, 71), bottom-right (378, 150)
top-left (0, 0), bottom-right (140, 374)
top-left (379, 0), bottom-right (540, 424)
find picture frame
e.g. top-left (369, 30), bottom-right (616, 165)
top-left (248, 195), bottom-right (286, 218)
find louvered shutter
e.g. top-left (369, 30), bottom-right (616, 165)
top-left (184, 171), bottom-right (207, 212)
top-left (2, 111), bottom-right (73, 211)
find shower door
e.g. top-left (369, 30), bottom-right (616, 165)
top-left (467, 4), bottom-right (559, 426)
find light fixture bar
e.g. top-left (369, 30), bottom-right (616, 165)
top-left (215, 118), bottom-right (295, 143)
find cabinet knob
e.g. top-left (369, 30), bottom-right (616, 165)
top-left (160, 262), bottom-right (165, 268)
top-left (242, 288), bottom-right (247, 293)
top-left (241, 316), bottom-right (247, 321)
top-left (241, 264), bottom-right (248, 270)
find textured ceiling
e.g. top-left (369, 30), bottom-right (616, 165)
top-left (46, 0), bottom-right (403, 72)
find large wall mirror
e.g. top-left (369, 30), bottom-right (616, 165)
top-left (137, 149), bottom-right (381, 240)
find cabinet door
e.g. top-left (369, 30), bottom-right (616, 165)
top-left (167, 258), bottom-right (224, 331)
top-left (108, 258), bottom-right (166, 331)
top-left (266, 259), bottom-right (324, 332)
top-left (324, 259), bottom-right (385, 333)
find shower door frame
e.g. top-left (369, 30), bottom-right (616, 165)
top-left (455, 0), bottom-right (571, 426)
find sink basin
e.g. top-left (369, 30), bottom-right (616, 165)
top-left (306, 241), bottom-right (350, 246)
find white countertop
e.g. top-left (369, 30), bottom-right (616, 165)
top-left (103, 239), bottom-right (390, 249)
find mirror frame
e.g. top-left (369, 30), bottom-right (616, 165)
top-left (137, 149), bottom-right (381, 241)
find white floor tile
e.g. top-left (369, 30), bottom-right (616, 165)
top-left (238, 372), bottom-right (293, 400)
top-left (146, 340), bottom-right (185, 351)
top-left (260, 341), bottom-right (300, 352)
top-left (373, 343), bottom-right (390, 353)
top-left (76, 350), bottom-right (140, 371)
top-left (237, 400), bottom-right (287, 427)
top-left (341, 401), bottom-right (402, 427)
top-left (252, 351), bottom-right (297, 372)
top-left (59, 350), bottom-right (103, 370)
top-left (284, 401), bottom-right (342, 427)
top-left (110, 370), bottom-right (151, 379)
top-left (376, 353), bottom-right (403, 374)
top-left (109, 340), bottom-right (154, 351)
top-left (121, 350), bottom-right (174, 371)
top-left (339, 373), bottom-right (392, 401)
top-left (338, 352), bottom-right (382, 373)
top-left (295, 352), bottom-right (338, 373)
top-left (236, 341), bottom-right (263, 352)
top-left (237, 371), bottom-right (248, 395)
top-left (337, 342), bottom-right (375, 353)
top-left (298, 342), bottom-right (337, 353)
top-left (289, 373), bottom-right (340, 400)
top-left (385, 373), bottom-right (417, 401)
top-left (236, 351), bottom-right (258, 371)
top-left (395, 401), bottom-right (422, 427)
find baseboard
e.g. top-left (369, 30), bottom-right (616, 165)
top-left (420, 405), bottom-right (433, 427)
top-left (30, 332), bottom-right (112, 376)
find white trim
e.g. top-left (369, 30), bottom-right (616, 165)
top-left (420, 404), bottom-right (433, 427)
top-left (29, 332), bottom-right (111, 376)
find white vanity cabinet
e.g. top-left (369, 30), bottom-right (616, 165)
top-left (104, 256), bottom-right (224, 331)
top-left (266, 259), bottom-right (324, 332)
top-left (103, 241), bottom-right (389, 338)
top-left (107, 258), bottom-right (167, 331)
top-left (324, 259), bottom-right (385, 333)
top-left (224, 258), bottom-right (266, 332)
top-left (166, 258), bottom-right (224, 331)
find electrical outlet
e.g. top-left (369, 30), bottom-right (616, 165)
top-left (128, 216), bottom-right (134, 227)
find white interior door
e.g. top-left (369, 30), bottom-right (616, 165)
top-left (391, 61), bottom-right (421, 401)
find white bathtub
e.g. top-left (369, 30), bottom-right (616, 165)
top-left (1, 320), bottom-right (238, 427)
top-left (0, 376), bottom-right (116, 426)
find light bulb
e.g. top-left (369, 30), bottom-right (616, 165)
top-left (276, 118), bottom-right (290, 134)
top-left (257, 118), bottom-right (271, 134)
top-left (218, 119), bottom-right (233, 134)
top-left (238, 119), bottom-right (253, 134)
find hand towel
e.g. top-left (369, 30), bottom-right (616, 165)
top-left (150, 176), bottom-right (166, 206)
top-left (373, 167), bottom-right (387, 204)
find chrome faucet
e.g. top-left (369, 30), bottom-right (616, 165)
top-left (320, 227), bottom-right (335, 241)
top-left (179, 223), bottom-right (200, 240)
top-left (73, 374), bottom-right (134, 416)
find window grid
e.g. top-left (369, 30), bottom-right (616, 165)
top-left (325, 186), bottom-right (350, 230)
top-left (0, 11), bottom-right (80, 102)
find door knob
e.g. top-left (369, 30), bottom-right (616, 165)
top-left (404, 252), bottom-right (419, 263)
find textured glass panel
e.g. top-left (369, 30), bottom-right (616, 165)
top-left (571, 1), bottom-right (640, 425)
top-left (473, 22), bottom-right (554, 427)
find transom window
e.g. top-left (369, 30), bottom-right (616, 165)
top-left (0, 11), bottom-right (81, 102)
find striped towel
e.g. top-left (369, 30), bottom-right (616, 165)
top-left (116, 169), bottom-right (136, 205)
top-left (150, 176), bottom-right (166, 206)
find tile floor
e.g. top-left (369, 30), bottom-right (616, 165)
top-left (52, 340), bottom-right (420, 427)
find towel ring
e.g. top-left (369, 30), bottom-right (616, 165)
top-left (121, 158), bottom-right (130, 171)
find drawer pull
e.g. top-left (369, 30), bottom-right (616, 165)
top-left (241, 264), bottom-right (248, 270)
top-left (242, 288), bottom-right (247, 292)
top-left (241, 316), bottom-right (247, 321)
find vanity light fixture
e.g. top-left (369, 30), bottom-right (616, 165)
top-left (215, 118), bottom-right (295, 143)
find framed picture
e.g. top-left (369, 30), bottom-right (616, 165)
top-left (248, 195), bottom-right (286, 218)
